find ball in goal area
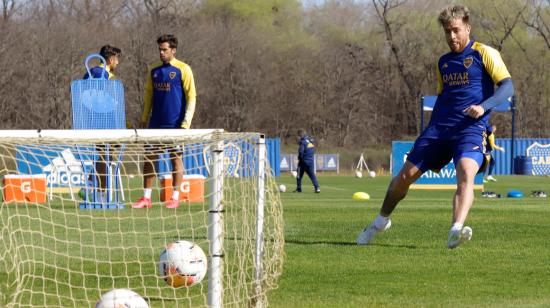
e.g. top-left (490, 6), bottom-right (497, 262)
top-left (0, 129), bottom-right (284, 307)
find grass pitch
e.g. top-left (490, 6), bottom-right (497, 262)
top-left (270, 175), bottom-right (550, 307)
top-left (1, 175), bottom-right (549, 307)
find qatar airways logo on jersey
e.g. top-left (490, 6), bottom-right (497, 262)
top-left (442, 72), bottom-right (469, 87)
top-left (154, 82), bottom-right (171, 91)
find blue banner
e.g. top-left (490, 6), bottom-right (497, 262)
top-left (16, 145), bottom-right (96, 188)
top-left (280, 154), bottom-right (339, 173)
top-left (320, 154), bottom-right (339, 172)
top-left (526, 142), bottom-right (550, 175)
top-left (279, 154), bottom-right (297, 172)
top-left (157, 138), bottom-right (281, 177)
top-left (16, 138), bottom-right (282, 182)
top-left (392, 141), bottom-right (484, 189)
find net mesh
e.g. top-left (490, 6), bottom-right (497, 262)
top-left (0, 130), bottom-right (284, 307)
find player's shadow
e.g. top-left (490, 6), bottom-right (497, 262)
top-left (285, 239), bottom-right (418, 249)
top-left (155, 236), bottom-right (419, 249)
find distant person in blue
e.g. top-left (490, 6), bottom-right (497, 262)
top-left (294, 129), bottom-right (320, 193)
top-left (357, 5), bottom-right (514, 248)
top-left (83, 45), bottom-right (121, 80)
top-left (484, 124), bottom-right (505, 182)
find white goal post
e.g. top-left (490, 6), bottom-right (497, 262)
top-left (0, 129), bottom-right (284, 307)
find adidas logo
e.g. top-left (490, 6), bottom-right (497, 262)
top-left (42, 148), bottom-right (92, 186)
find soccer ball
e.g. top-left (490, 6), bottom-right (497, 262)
top-left (159, 240), bottom-right (208, 288)
top-left (368, 171), bottom-right (376, 178)
top-left (278, 184), bottom-right (287, 193)
top-left (291, 170), bottom-right (297, 178)
top-left (355, 170), bottom-right (363, 178)
top-left (95, 289), bottom-right (149, 308)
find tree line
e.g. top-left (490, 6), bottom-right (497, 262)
top-left (0, 0), bottom-right (548, 150)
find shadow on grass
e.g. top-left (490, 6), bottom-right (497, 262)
top-left (285, 239), bottom-right (418, 249)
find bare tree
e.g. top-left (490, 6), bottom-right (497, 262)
top-left (476, 1), bottom-right (528, 51)
top-left (522, 0), bottom-right (550, 49)
top-left (0, 0), bottom-right (547, 165)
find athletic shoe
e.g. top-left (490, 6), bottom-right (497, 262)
top-left (315, 188), bottom-right (321, 193)
top-left (165, 198), bottom-right (180, 209)
top-left (482, 191), bottom-right (497, 198)
top-left (292, 189), bottom-right (302, 193)
top-left (356, 219), bottom-right (392, 245)
top-left (531, 190), bottom-right (547, 198)
top-left (447, 226), bottom-right (473, 249)
top-left (132, 197), bottom-right (152, 209)
top-left (486, 175), bottom-right (497, 182)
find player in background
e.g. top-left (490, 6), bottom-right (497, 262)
top-left (132, 34), bottom-right (197, 209)
top-left (83, 45), bottom-right (126, 203)
top-left (484, 124), bottom-right (505, 182)
top-left (83, 45), bottom-right (121, 80)
top-left (357, 5), bottom-right (514, 248)
top-left (294, 129), bottom-right (320, 193)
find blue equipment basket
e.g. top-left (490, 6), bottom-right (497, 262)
top-left (71, 54), bottom-right (126, 129)
top-left (71, 54), bottom-right (126, 209)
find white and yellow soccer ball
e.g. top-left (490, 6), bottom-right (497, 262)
top-left (159, 240), bottom-right (208, 288)
top-left (95, 289), bottom-right (149, 308)
top-left (278, 184), bottom-right (287, 193)
top-left (368, 171), bottom-right (376, 178)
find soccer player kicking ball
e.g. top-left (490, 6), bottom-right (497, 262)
top-left (357, 5), bottom-right (514, 248)
top-left (133, 34), bottom-right (197, 209)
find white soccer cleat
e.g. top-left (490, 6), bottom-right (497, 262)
top-left (356, 219), bottom-right (391, 245)
top-left (447, 226), bottom-right (473, 249)
top-left (486, 175), bottom-right (497, 182)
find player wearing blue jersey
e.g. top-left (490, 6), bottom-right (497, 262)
top-left (294, 129), bottom-right (320, 193)
top-left (133, 34), bottom-right (197, 209)
top-left (83, 45), bottom-right (121, 80)
top-left (357, 5), bottom-right (514, 248)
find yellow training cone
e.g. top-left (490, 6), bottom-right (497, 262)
top-left (352, 192), bottom-right (370, 201)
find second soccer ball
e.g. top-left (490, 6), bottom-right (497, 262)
top-left (159, 240), bottom-right (208, 288)
top-left (95, 289), bottom-right (149, 308)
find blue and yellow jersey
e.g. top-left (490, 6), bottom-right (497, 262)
top-left (298, 136), bottom-right (316, 163)
top-left (141, 58), bottom-right (196, 129)
top-left (431, 41), bottom-right (511, 134)
top-left (83, 64), bottom-right (114, 80)
top-left (485, 124), bottom-right (503, 152)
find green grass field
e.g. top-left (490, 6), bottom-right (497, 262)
top-left (0, 177), bottom-right (283, 307)
top-left (269, 175), bottom-right (550, 307)
top-left (1, 174), bottom-right (550, 307)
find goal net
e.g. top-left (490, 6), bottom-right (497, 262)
top-left (0, 129), bottom-right (284, 307)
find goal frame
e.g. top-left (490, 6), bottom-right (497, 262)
top-left (0, 129), bottom-right (270, 308)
